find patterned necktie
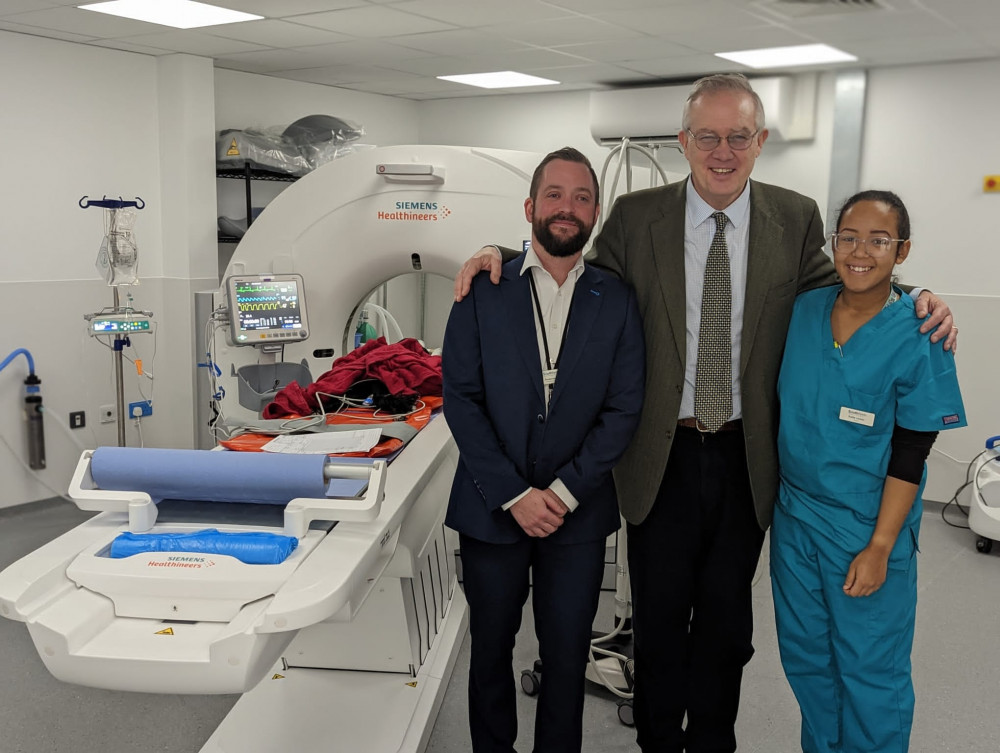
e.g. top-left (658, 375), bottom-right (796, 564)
top-left (694, 211), bottom-right (733, 432)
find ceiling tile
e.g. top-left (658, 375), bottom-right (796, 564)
top-left (207, 19), bottom-right (352, 47)
top-left (622, 53), bottom-right (744, 79)
top-left (214, 47), bottom-right (342, 73)
top-left (0, 0), bottom-right (61, 14)
top-left (4, 5), bottom-right (159, 37)
top-left (280, 63), bottom-right (406, 85)
top-left (524, 62), bottom-right (656, 85)
top-left (85, 38), bottom-right (173, 54)
top-left (660, 25), bottom-right (817, 55)
top-left (392, 28), bottom-right (526, 56)
top-left (373, 54), bottom-right (479, 77)
top-left (540, 0), bottom-right (675, 12)
top-left (392, 0), bottom-right (571, 27)
top-left (116, 30), bottom-right (268, 56)
top-left (490, 15), bottom-right (642, 47)
top-left (592, 3), bottom-right (771, 35)
top-left (838, 32), bottom-right (999, 61)
top-left (0, 18), bottom-right (93, 41)
top-left (551, 37), bottom-right (696, 63)
top-left (791, 9), bottom-right (955, 41)
top-left (333, 74), bottom-right (436, 95)
top-left (292, 5), bottom-right (457, 37)
top-left (287, 39), bottom-right (436, 66)
top-left (450, 47), bottom-right (592, 70)
top-left (855, 47), bottom-right (998, 67)
top-left (216, 0), bottom-right (367, 17)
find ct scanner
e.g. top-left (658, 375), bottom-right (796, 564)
top-left (0, 145), bottom-right (544, 752)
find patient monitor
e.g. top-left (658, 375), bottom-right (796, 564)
top-left (226, 272), bottom-right (309, 347)
top-left (0, 145), bottom-right (542, 753)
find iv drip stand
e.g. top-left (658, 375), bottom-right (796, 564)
top-left (112, 286), bottom-right (126, 447)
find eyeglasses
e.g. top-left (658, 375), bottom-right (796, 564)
top-left (830, 233), bottom-right (903, 256)
top-left (686, 130), bottom-right (759, 151)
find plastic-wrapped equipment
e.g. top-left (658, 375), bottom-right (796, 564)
top-left (216, 114), bottom-right (367, 177)
top-left (110, 529), bottom-right (298, 565)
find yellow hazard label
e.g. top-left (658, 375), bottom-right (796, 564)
top-left (155, 627), bottom-right (174, 636)
top-left (226, 138), bottom-right (240, 157)
top-left (405, 681), bottom-right (417, 688)
top-left (272, 673), bottom-right (285, 680)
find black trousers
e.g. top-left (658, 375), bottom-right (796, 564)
top-left (627, 426), bottom-right (766, 753)
top-left (459, 533), bottom-right (606, 753)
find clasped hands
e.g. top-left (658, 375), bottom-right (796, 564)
top-left (510, 488), bottom-right (569, 538)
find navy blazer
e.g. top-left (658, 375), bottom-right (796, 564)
top-left (443, 255), bottom-right (645, 546)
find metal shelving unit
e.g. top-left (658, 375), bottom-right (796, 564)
top-left (216, 164), bottom-right (298, 243)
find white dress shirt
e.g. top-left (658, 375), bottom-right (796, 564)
top-left (679, 177), bottom-right (751, 422)
top-left (502, 245), bottom-right (584, 513)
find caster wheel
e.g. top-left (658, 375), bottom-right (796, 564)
top-left (623, 658), bottom-right (635, 692)
top-left (617, 699), bottom-right (635, 727)
top-left (976, 537), bottom-right (993, 554)
top-left (520, 669), bottom-right (540, 696)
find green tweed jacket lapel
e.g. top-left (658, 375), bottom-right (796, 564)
top-left (741, 179), bottom-right (788, 377)
top-left (649, 180), bottom-right (689, 374)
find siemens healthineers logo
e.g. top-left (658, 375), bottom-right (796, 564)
top-left (377, 200), bottom-right (452, 222)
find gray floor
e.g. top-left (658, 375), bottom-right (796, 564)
top-left (1, 499), bottom-right (998, 753)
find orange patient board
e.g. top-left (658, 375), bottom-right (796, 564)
top-left (220, 396), bottom-right (443, 457)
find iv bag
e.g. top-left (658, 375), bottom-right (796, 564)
top-left (95, 207), bottom-right (140, 286)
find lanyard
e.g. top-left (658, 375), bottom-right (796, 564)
top-left (527, 270), bottom-right (575, 388)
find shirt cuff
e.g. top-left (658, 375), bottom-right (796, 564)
top-left (549, 478), bottom-right (579, 513)
top-left (908, 287), bottom-right (924, 301)
top-left (502, 487), bottom-right (531, 511)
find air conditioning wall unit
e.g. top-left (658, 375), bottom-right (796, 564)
top-left (589, 74), bottom-right (818, 146)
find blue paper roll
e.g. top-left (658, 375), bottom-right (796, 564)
top-left (91, 447), bottom-right (329, 505)
top-left (110, 529), bottom-right (298, 565)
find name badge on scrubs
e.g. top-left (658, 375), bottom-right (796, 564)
top-left (839, 406), bottom-right (875, 427)
top-left (542, 368), bottom-right (558, 387)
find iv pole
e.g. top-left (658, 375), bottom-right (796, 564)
top-left (80, 196), bottom-right (150, 447)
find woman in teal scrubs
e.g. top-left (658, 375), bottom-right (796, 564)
top-left (771, 190), bottom-right (966, 753)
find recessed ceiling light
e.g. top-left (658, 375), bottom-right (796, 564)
top-left (78, 0), bottom-right (262, 29)
top-left (715, 43), bottom-right (857, 68)
top-left (437, 71), bottom-right (560, 89)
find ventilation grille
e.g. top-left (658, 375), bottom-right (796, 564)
top-left (753, 0), bottom-right (890, 19)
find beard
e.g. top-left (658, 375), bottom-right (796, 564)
top-left (533, 212), bottom-right (593, 257)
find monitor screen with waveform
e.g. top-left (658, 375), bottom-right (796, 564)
top-left (225, 273), bottom-right (310, 346)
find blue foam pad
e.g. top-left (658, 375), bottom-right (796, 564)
top-left (110, 529), bottom-right (298, 565)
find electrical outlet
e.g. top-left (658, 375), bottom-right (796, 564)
top-left (69, 411), bottom-right (86, 429)
top-left (99, 404), bottom-right (115, 423)
top-left (128, 401), bottom-right (153, 418)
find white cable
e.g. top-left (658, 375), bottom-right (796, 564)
top-left (587, 646), bottom-right (632, 699)
top-left (930, 446), bottom-right (974, 464)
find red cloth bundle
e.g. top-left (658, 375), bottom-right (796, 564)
top-left (262, 337), bottom-right (441, 419)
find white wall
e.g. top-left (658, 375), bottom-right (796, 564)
top-left (0, 32), bottom-right (170, 509)
top-left (416, 76), bottom-right (838, 218)
top-left (861, 59), bottom-right (1000, 503)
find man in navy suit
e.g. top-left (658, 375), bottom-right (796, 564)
top-left (443, 147), bottom-right (645, 753)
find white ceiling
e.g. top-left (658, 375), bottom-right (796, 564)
top-left (1, 0), bottom-right (998, 100)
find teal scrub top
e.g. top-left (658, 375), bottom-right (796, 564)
top-left (777, 286), bottom-right (967, 562)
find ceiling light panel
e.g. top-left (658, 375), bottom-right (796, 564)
top-left (78, 0), bottom-right (262, 29)
top-left (437, 71), bottom-right (560, 89)
top-left (715, 43), bottom-right (857, 68)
